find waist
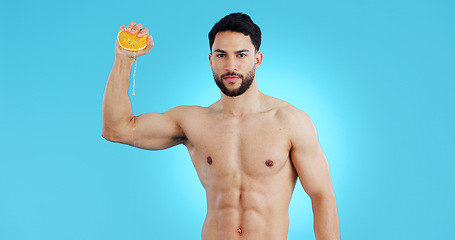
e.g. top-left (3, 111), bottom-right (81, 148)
top-left (203, 207), bottom-right (289, 240)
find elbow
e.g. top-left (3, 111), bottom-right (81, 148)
top-left (310, 190), bottom-right (336, 203)
top-left (102, 118), bottom-right (134, 143)
top-left (102, 128), bottom-right (122, 143)
top-left (102, 130), bottom-right (115, 142)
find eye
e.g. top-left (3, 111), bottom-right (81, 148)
top-left (238, 53), bottom-right (246, 57)
top-left (216, 54), bottom-right (225, 58)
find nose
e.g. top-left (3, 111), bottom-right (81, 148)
top-left (225, 56), bottom-right (238, 72)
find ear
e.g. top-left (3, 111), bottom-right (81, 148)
top-left (255, 51), bottom-right (263, 69)
top-left (209, 53), bottom-right (213, 68)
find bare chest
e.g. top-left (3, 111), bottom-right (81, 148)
top-left (182, 112), bottom-right (292, 185)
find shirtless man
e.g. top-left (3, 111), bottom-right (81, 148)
top-left (102, 13), bottom-right (340, 240)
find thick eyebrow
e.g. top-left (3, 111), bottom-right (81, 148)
top-left (213, 49), bottom-right (250, 54)
top-left (235, 49), bottom-right (250, 54)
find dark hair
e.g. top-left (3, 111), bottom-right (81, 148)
top-left (208, 12), bottom-right (261, 52)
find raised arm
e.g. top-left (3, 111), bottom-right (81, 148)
top-left (102, 22), bottom-right (186, 150)
top-left (288, 108), bottom-right (340, 240)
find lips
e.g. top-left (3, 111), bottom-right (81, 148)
top-left (224, 76), bottom-right (239, 81)
top-left (222, 75), bottom-right (242, 83)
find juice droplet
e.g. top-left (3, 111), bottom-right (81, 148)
top-left (132, 51), bottom-right (137, 96)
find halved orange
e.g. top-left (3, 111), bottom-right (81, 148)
top-left (117, 30), bottom-right (148, 51)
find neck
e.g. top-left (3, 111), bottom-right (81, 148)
top-left (219, 79), bottom-right (263, 117)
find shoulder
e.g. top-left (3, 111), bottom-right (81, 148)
top-left (269, 98), bottom-right (318, 146)
top-left (165, 105), bottom-right (209, 116)
top-left (271, 98), bottom-right (314, 129)
top-left (163, 105), bottom-right (211, 126)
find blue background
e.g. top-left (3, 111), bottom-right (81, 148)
top-left (1, 0), bottom-right (454, 239)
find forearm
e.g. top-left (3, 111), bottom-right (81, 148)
top-left (311, 192), bottom-right (341, 240)
top-left (102, 55), bottom-right (134, 139)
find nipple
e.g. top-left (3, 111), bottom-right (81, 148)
top-left (207, 156), bottom-right (213, 165)
top-left (265, 160), bottom-right (274, 167)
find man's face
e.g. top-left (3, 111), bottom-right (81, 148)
top-left (209, 31), bottom-right (262, 97)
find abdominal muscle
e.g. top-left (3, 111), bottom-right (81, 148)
top-left (201, 176), bottom-right (296, 240)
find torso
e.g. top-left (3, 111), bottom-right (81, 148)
top-left (176, 96), bottom-right (299, 240)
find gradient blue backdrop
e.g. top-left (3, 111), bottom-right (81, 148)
top-left (1, 0), bottom-right (454, 239)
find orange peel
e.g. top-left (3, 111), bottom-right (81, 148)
top-left (117, 30), bottom-right (148, 51)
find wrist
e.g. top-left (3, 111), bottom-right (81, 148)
top-left (114, 54), bottom-right (134, 67)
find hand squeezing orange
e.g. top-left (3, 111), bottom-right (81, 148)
top-left (117, 30), bottom-right (148, 51)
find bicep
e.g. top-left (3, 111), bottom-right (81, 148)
top-left (290, 114), bottom-right (334, 198)
top-left (291, 143), bottom-right (333, 198)
top-left (117, 108), bottom-right (186, 150)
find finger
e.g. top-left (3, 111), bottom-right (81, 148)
top-left (138, 37), bottom-right (154, 55)
top-left (126, 21), bottom-right (136, 32)
top-left (120, 25), bottom-right (126, 31)
top-left (137, 27), bottom-right (148, 38)
top-left (146, 38), bottom-right (155, 51)
top-left (131, 23), bottom-right (143, 34)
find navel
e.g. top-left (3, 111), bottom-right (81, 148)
top-left (265, 160), bottom-right (274, 167)
top-left (207, 156), bottom-right (213, 165)
top-left (237, 227), bottom-right (243, 235)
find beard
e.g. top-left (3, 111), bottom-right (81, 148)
top-left (212, 68), bottom-right (256, 97)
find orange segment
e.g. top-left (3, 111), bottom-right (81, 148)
top-left (117, 30), bottom-right (148, 51)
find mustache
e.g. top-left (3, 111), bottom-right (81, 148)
top-left (221, 72), bottom-right (243, 79)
